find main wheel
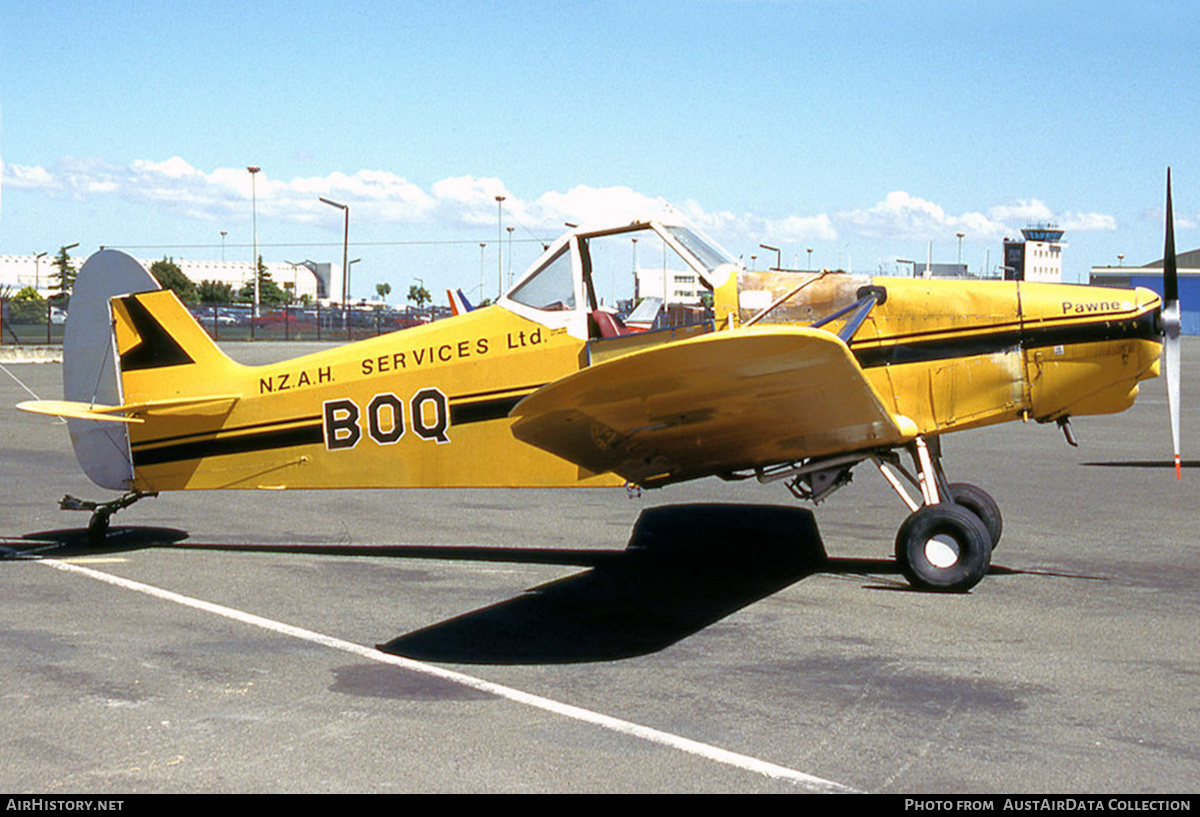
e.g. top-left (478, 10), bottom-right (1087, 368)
top-left (895, 504), bottom-right (992, 592)
top-left (945, 482), bottom-right (1002, 549)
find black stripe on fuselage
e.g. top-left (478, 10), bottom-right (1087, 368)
top-left (130, 415), bottom-right (323, 450)
top-left (131, 387), bottom-right (544, 469)
top-left (851, 310), bottom-right (1159, 368)
top-left (450, 395), bottom-right (526, 424)
top-left (132, 421), bottom-right (324, 468)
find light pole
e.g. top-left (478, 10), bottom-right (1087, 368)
top-left (349, 258), bottom-right (361, 317)
top-left (956, 232), bottom-right (965, 271)
top-left (760, 244), bottom-right (781, 270)
top-left (34, 251), bottom-right (46, 292)
top-left (479, 243), bottom-right (487, 303)
top-left (631, 237), bottom-right (638, 301)
top-left (807, 248), bottom-right (813, 271)
top-left (247, 167), bottom-right (260, 316)
top-left (220, 230), bottom-right (228, 263)
top-left (506, 226), bottom-right (515, 288)
top-left (495, 195), bottom-right (506, 299)
top-left (320, 196), bottom-right (350, 337)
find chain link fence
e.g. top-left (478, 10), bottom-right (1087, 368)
top-left (0, 299), bottom-right (453, 345)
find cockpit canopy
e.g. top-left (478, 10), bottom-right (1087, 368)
top-left (500, 218), bottom-right (739, 336)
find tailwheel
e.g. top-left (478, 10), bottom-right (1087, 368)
top-left (895, 504), bottom-right (992, 593)
top-left (60, 491), bottom-right (157, 548)
top-left (87, 509), bottom-right (112, 548)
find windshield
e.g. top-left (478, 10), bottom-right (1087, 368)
top-left (502, 219), bottom-right (732, 333)
top-left (664, 226), bottom-right (736, 275)
top-left (507, 247), bottom-right (576, 311)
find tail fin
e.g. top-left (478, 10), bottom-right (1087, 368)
top-left (447, 288), bottom-right (473, 316)
top-left (111, 289), bottom-right (241, 399)
top-left (43, 250), bottom-right (243, 490)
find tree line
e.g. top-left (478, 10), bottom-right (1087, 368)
top-left (2, 252), bottom-right (293, 322)
top-left (4, 247), bottom-right (434, 324)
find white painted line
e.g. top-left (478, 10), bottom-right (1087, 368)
top-left (1, 361), bottom-right (47, 400)
top-left (39, 556), bottom-right (858, 793)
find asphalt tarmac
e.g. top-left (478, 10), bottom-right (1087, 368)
top-left (2, 340), bottom-right (1199, 794)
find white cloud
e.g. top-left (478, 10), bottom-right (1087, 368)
top-left (133, 156), bottom-right (201, 179)
top-left (532, 184), bottom-right (668, 228)
top-left (770, 213), bottom-right (838, 243)
top-left (830, 190), bottom-right (1118, 244)
top-left (982, 199), bottom-right (1115, 234)
top-left (986, 199), bottom-right (1056, 225)
top-left (1057, 211), bottom-right (1117, 232)
top-left (840, 190), bottom-right (1005, 242)
top-left (429, 175), bottom-right (512, 227)
top-left (431, 174), bottom-right (507, 204)
top-left (2, 156), bottom-right (1119, 252)
top-left (1, 162), bottom-right (56, 189)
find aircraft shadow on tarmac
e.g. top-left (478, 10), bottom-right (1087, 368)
top-left (2, 526), bottom-right (190, 556)
top-left (379, 503), bottom-right (833, 664)
top-left (4, 503), bottom-right (1011, 664)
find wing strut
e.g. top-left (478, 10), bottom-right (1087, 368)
top-left (811, 286), bottom-right (887, 342)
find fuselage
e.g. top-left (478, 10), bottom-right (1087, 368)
top-left (118, 272), bottom-right (1162, 493)
top-left (81, 217), bottom-right (1165, 494)
top-left (719, 270), bottom-right (1163, 437)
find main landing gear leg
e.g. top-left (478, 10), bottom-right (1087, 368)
top-left (60, 491), bottom-right (157, 548)
top-left (873, 437), bottom-right (998, 593)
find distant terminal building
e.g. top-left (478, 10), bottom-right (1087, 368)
top-left (1003, 224), bottom-right (1066, 282)
top-left (0, 254), bottom-right (336, 302)
top-left (634, 267), bottom-right (704, 305)
top-left (894, 261), bottom-right (970, 279)
top-left (1090, 249), bottom-right (1200, 335)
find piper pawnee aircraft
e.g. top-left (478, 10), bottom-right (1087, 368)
top-left (18, 174), bottom-right (1184, 593)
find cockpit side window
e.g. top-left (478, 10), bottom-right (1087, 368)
top-left (507, 247), bottom-right (577, 312)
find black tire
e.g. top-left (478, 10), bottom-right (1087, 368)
top-left (87, 512), bottom-right (110, 548)
top-left (946, 482), bottom-right (1002, 549)
top-left (895, 504), bottom-right (992, 592)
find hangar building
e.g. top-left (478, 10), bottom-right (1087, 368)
top-left (1090, 249), bottom-right (1200, 335)
top-left (0, 254), bottom-right (335, 302)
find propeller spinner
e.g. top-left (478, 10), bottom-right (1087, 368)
top-left (1163, 168), bottom-right (1182, 479)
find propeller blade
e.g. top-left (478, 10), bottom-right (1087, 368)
top-left (1163, 168), bottom-right (1182, 479)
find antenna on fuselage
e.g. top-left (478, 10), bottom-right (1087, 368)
top-left (1163, 167), bottom-right (1182, 480)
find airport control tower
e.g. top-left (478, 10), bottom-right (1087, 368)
top-left (1003, 224), bottom-right (1066, 282)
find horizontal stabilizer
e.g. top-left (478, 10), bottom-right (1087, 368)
top-left (18, 394), bottom-right (241, 424)
top-left (19, 400), bottom-right (144, 424)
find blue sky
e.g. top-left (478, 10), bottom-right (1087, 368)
top-left (3, 0), bottom-right (1199, 299)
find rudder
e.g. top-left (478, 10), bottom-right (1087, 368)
top-left (64, 250), bottom-right (159, 490)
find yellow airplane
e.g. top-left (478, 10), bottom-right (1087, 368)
top-left (18, 178), bottom-right (1181, 593)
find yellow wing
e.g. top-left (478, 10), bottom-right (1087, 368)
top-left (510, 327), bottom-right (918, 486)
